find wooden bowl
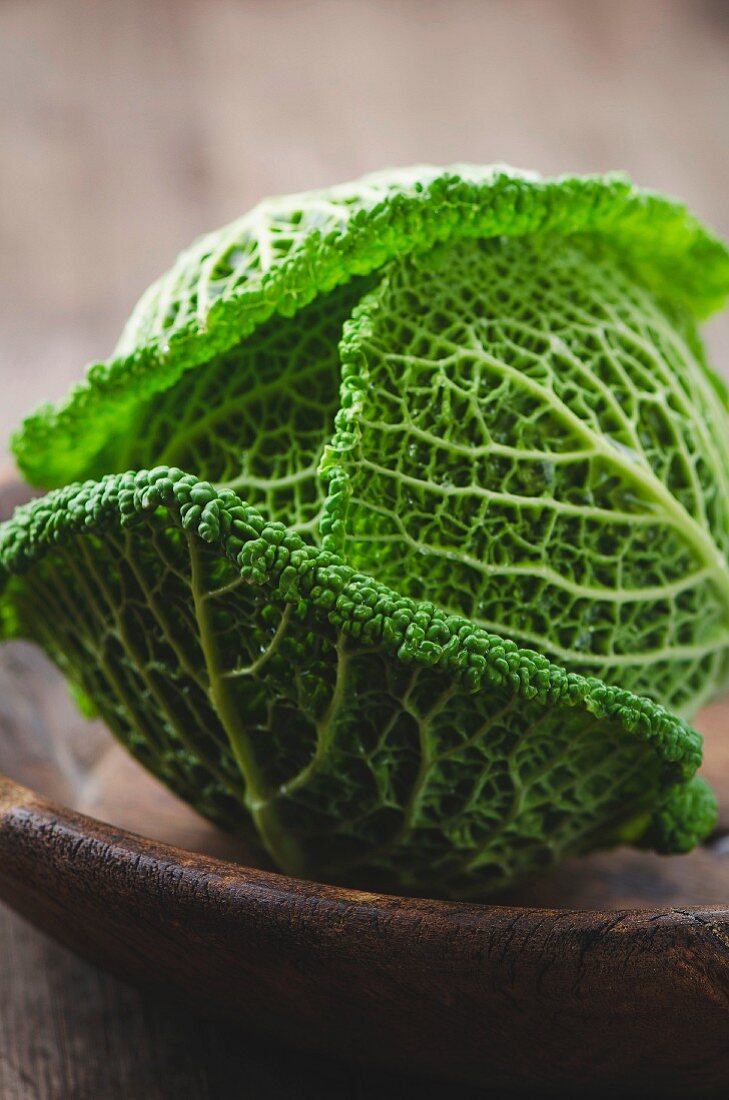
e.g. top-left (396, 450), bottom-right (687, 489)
top-left (1, 475), bottom-right (728, 1095)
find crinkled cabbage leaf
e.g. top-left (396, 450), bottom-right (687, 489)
top-left (0, 469), bottom-right (715, 897)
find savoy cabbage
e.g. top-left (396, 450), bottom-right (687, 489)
top-left (2, 165), bottom-right (728, 896)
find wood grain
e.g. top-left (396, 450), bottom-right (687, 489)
top-left (1, 775), bottom-right (729, 1096)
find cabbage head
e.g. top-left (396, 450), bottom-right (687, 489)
top-left (3, 166), bottom-right (728, 896)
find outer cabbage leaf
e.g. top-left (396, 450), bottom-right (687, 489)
top-left (321, 235), bottom-right (729, 716)
top-left (14, 166), bottom-right (729, 491)
top-left (0, 468), bottom-right (715, 898)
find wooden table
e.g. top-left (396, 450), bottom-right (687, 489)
top-left (1, 1), bottom-right (728, 1095)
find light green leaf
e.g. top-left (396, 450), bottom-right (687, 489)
top-left (14, 166), bottom-right (729, 490)
top-left (321, 235), bottom-right (729, 715)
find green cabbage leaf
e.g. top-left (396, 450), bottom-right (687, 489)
top-left (0, 469), bottom-right (716, 896)
top-left (321, 234), bottom-right (729, 714)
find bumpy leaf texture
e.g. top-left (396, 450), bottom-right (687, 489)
top-left (0, 470), bottom-right (715, 896)
top-left (3, 166), bottom-right (729, 895)
top-left (322, 235), bottom-right (729, 714)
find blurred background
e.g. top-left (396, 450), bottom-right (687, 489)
top-left (1, 0), bottom-right (728, 463)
